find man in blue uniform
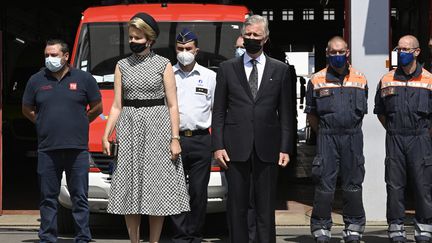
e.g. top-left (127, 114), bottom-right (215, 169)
top-left (171, 28), bottom-right (217, 243)
top-left (374, 35), bottom-right (432, 243)
top-left (22, 39), bottom-right (102, 243)
top-left (305, 36), bottom-right (367, 243)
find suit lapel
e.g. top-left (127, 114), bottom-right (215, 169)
top-left (234, 56), bottom-right (254, 100)
top-left (255, 55), bottom-right (275, 102)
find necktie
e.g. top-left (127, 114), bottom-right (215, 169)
top-left (249, 59), bottom-right (258, 98)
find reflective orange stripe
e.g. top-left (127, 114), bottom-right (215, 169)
top-left (381, 68), bottom-right (432, 90)
top-left (311, 67), bottom-right (367, 90)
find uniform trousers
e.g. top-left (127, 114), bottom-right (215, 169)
top-left (171, 134), bottom-right (211, 243)
top-left (385, 130), bottom-right (432, 242)
top-left (310, 129), bottom-right (365, 242)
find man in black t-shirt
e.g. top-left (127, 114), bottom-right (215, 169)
top-left (22, 39), bottom-right (102, 243)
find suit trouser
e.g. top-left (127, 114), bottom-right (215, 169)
top-left (248, 174), bottom-right (257, 243)
top-left (310, 130), bottom-right (365, 242)
top-left (171, 134), bottom-right (211, 243)
top-left (385, 131), bottom-right (432, 242)
top-left (225, 150), bottom-right (278, 243)
top-left (38, 149), bottom-right (91, 243)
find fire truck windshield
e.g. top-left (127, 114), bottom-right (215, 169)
top-left (73, 21), bottom-right (243, 86)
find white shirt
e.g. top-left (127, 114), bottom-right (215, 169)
top-left (174, 62), bottom-right (216, 131)
top-left (243, 52), bottom-right (266, 88)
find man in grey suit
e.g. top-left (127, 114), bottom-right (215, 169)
top-left (212, 15), bottom-right (294, 243)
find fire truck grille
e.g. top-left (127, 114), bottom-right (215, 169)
top-left (91, 153), bottom-right (114, 174)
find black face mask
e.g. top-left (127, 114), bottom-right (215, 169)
top-left (243, 38), bottom-right (263, 54)
top-left (130, 42), bottom-right (148, 53)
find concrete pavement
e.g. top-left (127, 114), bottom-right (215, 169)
top-left (0, 201), bottom-right (350, 228)
top-left (0, 202), bottom-right (417, 243)
top-left (0, 226), bottom-right (418, 243)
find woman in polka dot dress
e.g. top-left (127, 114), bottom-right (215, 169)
top-left (102, 12), bottom-right (189, 243)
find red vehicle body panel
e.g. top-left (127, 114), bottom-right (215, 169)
top-left (70, 4), bottom-right (249, 153)
top-left (88, 90), bottom-right (114, 152)
top-left (80, 4), bottom-right (249, 23)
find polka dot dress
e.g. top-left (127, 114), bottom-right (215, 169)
top-left (107, 52), bottom-right (190, 216)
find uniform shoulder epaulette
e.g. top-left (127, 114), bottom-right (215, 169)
top-left (354, 70), bottom-right (366, 78)
top-left (355, 71), bottom-right (365, 77)
top-left (381, 70), bottom-right (395, 80)
top-left (349, 67), bottom-right (365, 77)
top-left (421, 69), bottom-right (432, 79)
top-left (310, 68), bottom-right (327, 81)
top-left (378, 70), bottom-right (395, 88)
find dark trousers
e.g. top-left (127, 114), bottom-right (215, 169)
top-left (310, 131), bottom-right (365, 242)
top-left (225, 150), bottom-right (278, 243)
top-left (38, 149), bottom-right (91, 243)
top-left (385, 133), bottom-right (432, 241)
top-left (248, 175), bottom-right (257, 243)
top-left (171, 134), bottom-right (211, 243)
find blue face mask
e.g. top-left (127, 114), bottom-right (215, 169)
top-left (398, 52), bottom-right (414, 66)
top-left (328, 54), bottom-right (347, 69)
top-left (235, 47), bottom-right (246, 57)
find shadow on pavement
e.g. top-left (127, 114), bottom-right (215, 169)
top-left (22, 239), bottom-right (81, 243)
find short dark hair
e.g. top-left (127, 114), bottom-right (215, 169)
top-left (46, 39), bottom-right (69, 54)
top-left (192, 39), bottom-right (199, 47)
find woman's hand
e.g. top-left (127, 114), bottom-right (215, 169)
top-left (102, 137), bottom-right (111, 156)
top-left (170, 139), bottom-right (181, 161)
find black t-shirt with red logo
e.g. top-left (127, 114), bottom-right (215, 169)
top-left (22, 67), bottom-right (101, 151)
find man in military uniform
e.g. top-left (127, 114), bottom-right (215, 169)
top-left (374, 35), bottom-right (432, 243)
top-left (170, 28), bottom-right (217, 243)
top-left (305, 36), bottom-right (367, 243)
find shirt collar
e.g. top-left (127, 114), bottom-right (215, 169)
top-left (326, 65), bottom-right (349, 82)
top-left (44, 65), bottom-right (72, 79)
top-left (394, 62), bottom-right (423, 81)
top-left (173, 62), bottom-right (202, 76)
top-left (243, 52), bottom-right (266, 65)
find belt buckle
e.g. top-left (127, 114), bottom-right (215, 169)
top-left (184, 130), bottom-right (193, 137)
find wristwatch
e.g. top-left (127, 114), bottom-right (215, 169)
top-left (171, 135), bottom-right (181, 141)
